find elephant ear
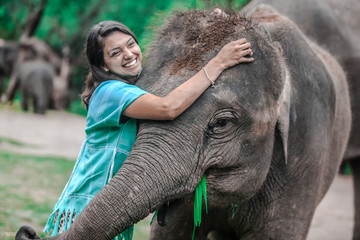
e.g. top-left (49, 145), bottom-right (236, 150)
top-left (245, 4), bottom-right (297, 165)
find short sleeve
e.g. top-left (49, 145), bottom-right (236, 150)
top-left (87, 80), bottom-right (148, 127)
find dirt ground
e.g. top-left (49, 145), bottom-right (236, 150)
top-left (0, 109), bottom-right (355, 239)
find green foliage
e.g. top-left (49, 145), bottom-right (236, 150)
top-left (68, 98), bottom-right (88, 117)
top-left (342, 163), bottom-right (352, 176)
top-left (0, 0), bottom-right (31, 39)
top-left (1, 0), bottom-right (251, 55)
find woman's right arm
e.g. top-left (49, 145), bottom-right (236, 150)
top-left (123, 38), bottom-right (254, 120)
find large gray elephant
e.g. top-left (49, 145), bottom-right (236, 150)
top-left (16, 4), bottom-right (352, 240)
top-left (243, 0), bottom-right (360, 238)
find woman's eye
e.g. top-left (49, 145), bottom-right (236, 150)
top-left (111, 52), bottom-right (120, 57)
top-left (129, 42), bottom-right (135, 47)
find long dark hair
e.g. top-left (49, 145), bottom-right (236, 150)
top-left (81, 21), bottom-right (139, 109)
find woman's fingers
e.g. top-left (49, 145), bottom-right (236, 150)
top-left (233, 40), bottom-right (253, 57)
top-left (232, 38), bottom-right (247, 45)
top-left (238, 48), bottom-right (252, 57)
top-left (239, 56), bottom-right (254, 63)
top-left (216, 38), bottom-right (254, 68)
top-left (236, 46), bottom-right (254, 63)
top-left (236, 42), bottom-right (251, 51)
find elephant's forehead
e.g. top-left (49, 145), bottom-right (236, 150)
top-left (210, 83), bottom-right (275, 108)
top-left (211, 87), bottom-right (238, 103)
top-left (206, 87), bottom-right (275, 122)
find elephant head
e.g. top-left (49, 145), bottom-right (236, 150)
top-left (16, 7), bottom-right (351, 240)
top-left (136, 10), bottom-right (289, 208)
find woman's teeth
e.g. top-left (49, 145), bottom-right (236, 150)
top-left (125, 59), bottom-right (136, 67)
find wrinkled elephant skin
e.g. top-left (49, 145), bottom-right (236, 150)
top-left (15, 4), bottom-right (353, 240)
top-left (243, 0), bottom-right (360, 238)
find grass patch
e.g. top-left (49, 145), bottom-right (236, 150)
top-left (0, 152), bottom-right (75, 239)
top-left (0, 137), bottom-right (37, 149)
top-left (0, 151), bottom-right (150, 240)
top-left (0, 137), bottom-right (28, 147)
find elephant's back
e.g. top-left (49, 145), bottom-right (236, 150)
top-left (20, 60), bottom-right (54, 85)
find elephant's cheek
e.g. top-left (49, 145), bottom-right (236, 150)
top-left (205, 138), bottom-right (273, 205)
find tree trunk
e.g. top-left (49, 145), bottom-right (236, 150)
top-left (20, 0), bottom-right (47, 41)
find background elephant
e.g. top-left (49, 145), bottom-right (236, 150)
top-left (0, 37), bottom-right (71, 112)
top-left (12, 59), bottom-right (54, 114)
top-left (0, 40), bottom-right (19, 95)
top-left (16, 4), bottom-right (352, 240)
top-left (243, 0), bottom-right (360, 238)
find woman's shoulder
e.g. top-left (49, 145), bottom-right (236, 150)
top-left (98, 79), bottom-right (146, 95)
top-left (89, 80), bottom-right (122, 106)
top-left (90, 80), bottom-right (141, 105)
top-left (98, 80), bottom-right (128, 89)
top-left (94, 80), bottom-right (130, 95)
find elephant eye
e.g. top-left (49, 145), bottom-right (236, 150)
top-left (211, 118), bottom-right (229, 129)
top-left (207, 111), bottom-right (237, 134)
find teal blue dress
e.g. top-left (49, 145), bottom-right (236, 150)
top-left (44, 80), bottom-right (148, 239)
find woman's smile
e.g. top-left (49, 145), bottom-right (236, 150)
top-left (123, 58), bottom-right (137, 68)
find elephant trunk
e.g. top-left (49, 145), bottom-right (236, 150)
top-left (53, 125), bottom-right (198, 240)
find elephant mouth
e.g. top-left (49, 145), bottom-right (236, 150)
top-left (157, 199), bottom-right (184, 226)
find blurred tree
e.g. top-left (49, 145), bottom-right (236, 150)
top-left (20, 0), bottom-right (47, 40)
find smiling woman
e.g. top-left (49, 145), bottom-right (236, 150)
top-left (31, 20), bottom-right (254, 240)
top-left (102, 32), bottom-right (143, 77)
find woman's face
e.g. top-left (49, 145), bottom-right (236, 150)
top-left (102, 31), bottom-right (142, 77)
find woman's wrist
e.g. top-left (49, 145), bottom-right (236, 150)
top-left (203, 57), bottom-right (225, 84)
top-left (202, 67), bottom-right (215, 87)
top-left (208, 56), bottom-right (226, 72)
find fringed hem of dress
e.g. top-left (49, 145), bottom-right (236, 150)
top-left (43, 207), bottom-right (79, 236)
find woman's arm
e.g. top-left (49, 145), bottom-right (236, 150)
top-left (123, 38), bottom-right (254, 120)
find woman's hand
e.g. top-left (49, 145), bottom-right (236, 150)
top-left (214, 38), bottom-right (254, 71)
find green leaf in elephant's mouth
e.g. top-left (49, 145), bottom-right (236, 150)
top-left (193, 175), bottom-right (208, 240)
top-left (150, 175), bottom-right (208, 240)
